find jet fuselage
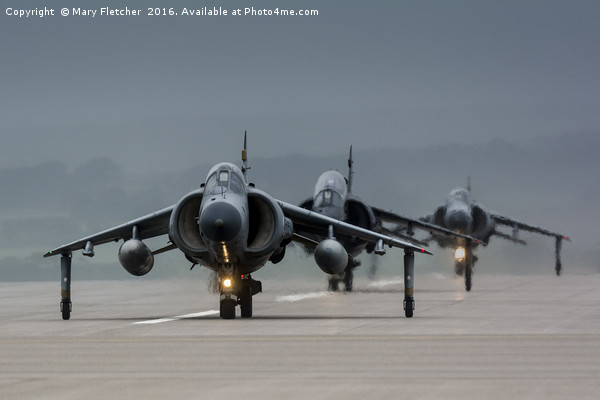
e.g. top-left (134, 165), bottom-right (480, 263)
top-left (303, 170), bottom-right (376, 258)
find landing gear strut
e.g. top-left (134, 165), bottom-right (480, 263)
top-left (464, 264), bottom-right (472, 292)
top-left (219, 274), bottom-right (262, 319)
top-left (555, 236), bottom-right (562, 276)
top-left (60, 254), bottom-right (72, 320)
top-left (403, 250), bottom-right (414, 318)
top-left (464, 246), bottom-right (473, 292)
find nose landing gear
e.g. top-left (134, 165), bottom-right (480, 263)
top-left (454, 244), bottom-right (477, 292)
top-left (218, 274), bottom-right (262, 319)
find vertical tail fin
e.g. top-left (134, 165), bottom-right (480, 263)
top-left (347, 145), bottom-right (354, 194)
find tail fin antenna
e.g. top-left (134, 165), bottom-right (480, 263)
top-left (347, 145), bottom-right (354, 194)
top-left (241, 131), bottom-right (250, 181)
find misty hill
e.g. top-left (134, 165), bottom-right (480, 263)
top-left (1, 131), bottom-right (598, 281)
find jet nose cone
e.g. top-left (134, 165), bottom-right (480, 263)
top-left (199, 201), bottom-right (242, 242)
top-left (446, 210), bottom-right (470, 232)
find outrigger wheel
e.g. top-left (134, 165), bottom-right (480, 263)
top-left (404, 297), bottom-right (414, 318)
top-left (61, 299), bottom-right (71, 320)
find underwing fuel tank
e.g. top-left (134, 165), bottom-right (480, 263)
top-left (118, 239), bottom-right (154, 276)
top-left (314, 238), bottom-right (348, 275)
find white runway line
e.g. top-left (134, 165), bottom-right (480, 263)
top-left (276, 291), bottom-right (331, 302)
top-left (133, 310), bottom-right (219, 325)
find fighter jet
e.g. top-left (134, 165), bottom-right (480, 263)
top-left (299, 146), bottom-right (478, 292)
top-left (420, 179), bottom-right (569, 290)
top-left (44, 134), bottom-right (431, 320)
top-left (382, 177), bottom-right (569, 291)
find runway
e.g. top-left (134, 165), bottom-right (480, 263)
top-left (1, 272), bottom-right (600, 399)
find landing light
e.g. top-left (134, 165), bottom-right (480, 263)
top-left (454, 247), bottom-right (466, 261)
top-left (223, 278), bottom-right (232, 288)
top-left (220, 242), bottom-right (230, 264)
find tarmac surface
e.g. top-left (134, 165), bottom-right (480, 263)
top-left (1, 272), bottom-right (600, 399)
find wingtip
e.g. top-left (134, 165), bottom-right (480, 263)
top-left (421, 248), bottom-right (433, 255)
top-left (43, 249), bottom-right (64, 258)
top-left (414, 245), bottom-right (432, 255)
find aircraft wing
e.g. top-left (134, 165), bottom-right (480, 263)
top-left (491, 213), bottom-right (570, 241)
top-left (43, 205), bottom-right (175, 257)
top-left (278, 201), bottom-right (432, 254)
top-left (372, 206), bottom-right (483, 244)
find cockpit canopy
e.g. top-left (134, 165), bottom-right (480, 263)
top-left (312, 170), bottom-right (348, 211)
top-left (448, 187), bottom-right (471, 205)
top-left (204, 163), bottom-right (246, 195)
top-left (313, 170), bottom-right (348, 199)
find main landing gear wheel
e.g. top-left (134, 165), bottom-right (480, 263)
top-left (328, 277), bottom-right (340, 292)
top-left (343, 269), bottom-right (354, 292)
top-left (61, 300), bottom-right (71, 320)
top-left (220, 298), bottom-right (236, 319)
top-left (239, 287), bottom-right (253, 318)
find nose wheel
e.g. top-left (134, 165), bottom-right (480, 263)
top-left (220, 298), bottom-right (236, 319)
top-left (455, 247), bottom-right (476, 291)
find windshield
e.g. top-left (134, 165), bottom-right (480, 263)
top-left (313, 171), bottom-right (348, 199)
top-left (314, 188), bottom-right (344, 209)
top-left (449, 188), bottom-right (470, 204)
top-left (205, 169), bottom-right (245, 195)
top-left (206, 170), bottom-right (230, 195)
top-left (229, 170), bottom-right (245, 193)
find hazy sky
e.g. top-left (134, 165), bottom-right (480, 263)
top-left (1, 1), bottom-right (599, 279)
top-left (2, 0), bottom-right (599, 172)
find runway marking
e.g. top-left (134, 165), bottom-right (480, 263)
top-left (133, 310), bottom-right (218, 325)
top-left (367, 279), bottom-right (404, 289)
top-left (276, 291), bottom-right (331, 302)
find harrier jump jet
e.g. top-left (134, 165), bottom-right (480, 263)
top-left (44, 135), bottom-right (431, 320)
top-left (416, 178), bottom-right (570, 290)
top-left (378, 176), bottom-right (569, 291)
